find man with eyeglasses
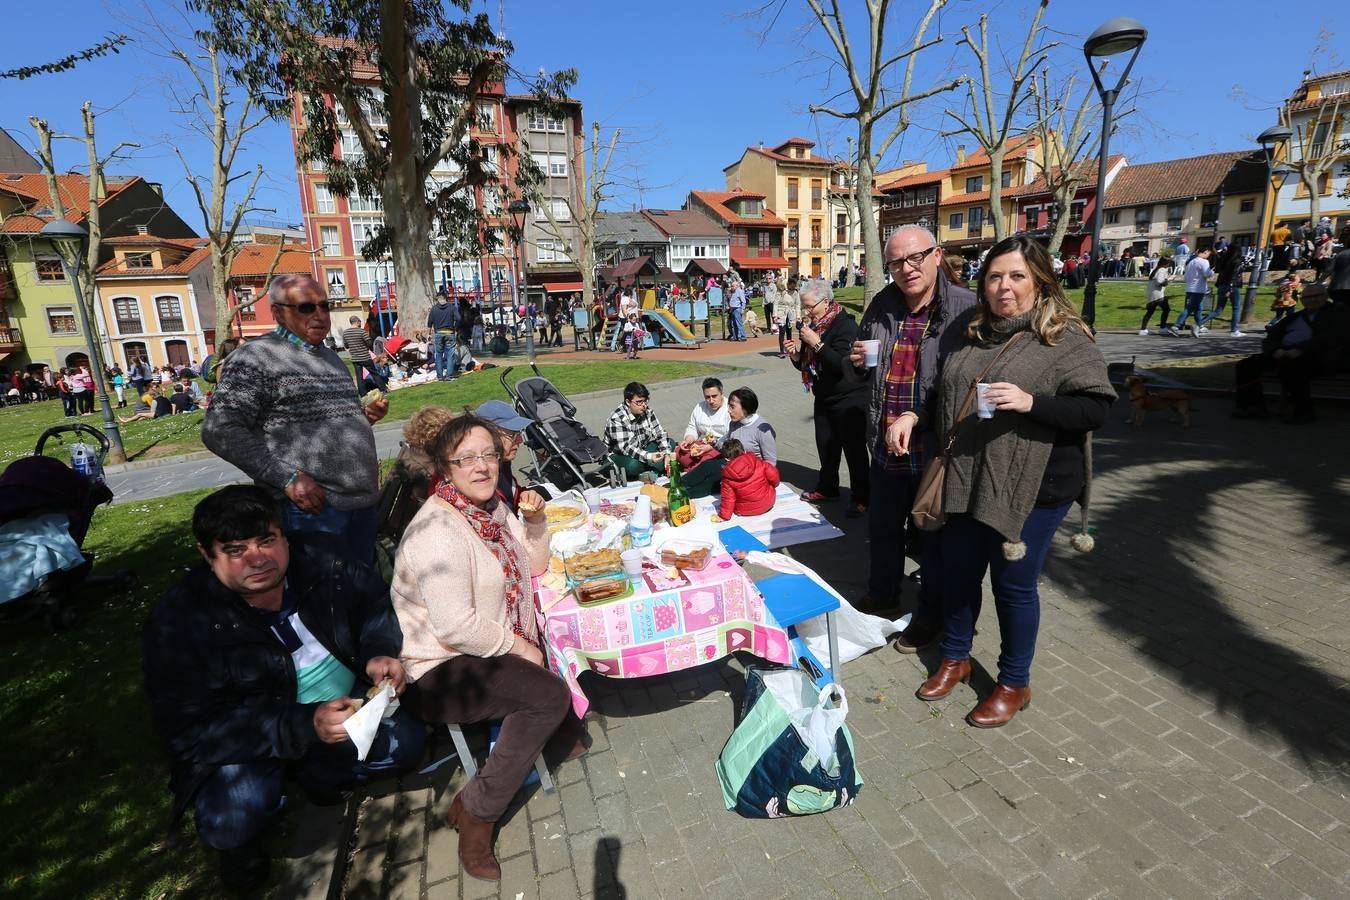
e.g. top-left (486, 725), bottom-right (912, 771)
top-left (843, 225), bottom-right (976, 649)
top-left (204, 274), bottom-right (389, 565)
top-left (603, 381), bottom-right (673, 479)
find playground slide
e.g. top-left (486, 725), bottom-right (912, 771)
top-left (644, 309), bottom-right (702, 345)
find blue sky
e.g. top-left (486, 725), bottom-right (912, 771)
top-left (1, 0), bottom-right (1345, 230)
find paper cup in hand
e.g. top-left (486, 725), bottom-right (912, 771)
top-left (976, 383), bottom-right (995, 419)
top-left (861, 339), bottom-right (881, 368)
top-left (342, 687), bottom-right (393, 761)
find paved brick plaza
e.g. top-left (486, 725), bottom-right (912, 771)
top-left (253, 339), bottom-right (1349, 898)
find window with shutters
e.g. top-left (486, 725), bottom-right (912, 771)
top-left (156, 296), bottom-right (185, 333)
top-left (113, 297), bottom-right (142, 334)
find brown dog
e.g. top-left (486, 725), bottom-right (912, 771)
top-left (1125, 374), bottom-right (1191, 427)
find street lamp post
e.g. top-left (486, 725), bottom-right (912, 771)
top-left (1241, 125), bottom-right (1294, 325)
top-left (1081, 16), bottom-right (1148, 328)
top-left (40, 219), bottom-right (127, 464)
top-left (508, 198), bottom-right (533, 362)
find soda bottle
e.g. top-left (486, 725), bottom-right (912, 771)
top-left (667, 456), bottom-right (692, 526)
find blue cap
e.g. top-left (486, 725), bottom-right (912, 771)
top-left (475, 399), bottom-right (533, 431)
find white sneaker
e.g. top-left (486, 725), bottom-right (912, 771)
top-left (1191, 324), bottom-right (1201, 338)
top-left (1198, 326), bottom-right (1210, 334)
top-left (1137, 329), bottom-right (1149, 336)
top-left (1230, 330), bottom-right (1245, 337)
top-left (1165, 326), bottom-right (1181, 336)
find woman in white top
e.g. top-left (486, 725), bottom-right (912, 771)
top-left (1138, 258), bottom-right (1174, 335)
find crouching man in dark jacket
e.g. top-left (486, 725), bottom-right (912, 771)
top-left (142, 485), bottom-right (425, 891)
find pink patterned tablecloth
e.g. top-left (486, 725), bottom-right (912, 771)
top-left (535, 552), bottom-right (793, 717)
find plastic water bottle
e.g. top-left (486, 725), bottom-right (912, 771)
top-left (69, 441), bottom-right (104, 484)
top-left (628, 495), bottom-right (653, 549)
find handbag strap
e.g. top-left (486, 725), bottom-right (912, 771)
top-left (939, 331), bottom-right (1025, 453)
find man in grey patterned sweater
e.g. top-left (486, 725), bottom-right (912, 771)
top-left (203, 275), bottom-right (389, 563)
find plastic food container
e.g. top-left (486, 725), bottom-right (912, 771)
top-left (562, 548), bottom-right (624, 586)
top-left (544, 499), bottom-right (587, 533)
top-left (657, 539), bottom-right (715, 571)
top-left (574, 576), bottom-right (633, 606)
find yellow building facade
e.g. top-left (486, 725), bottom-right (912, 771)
top-left (935, 138), bottom-right (1041, 256)
top-left (93, 236), bottom-right (212, 370)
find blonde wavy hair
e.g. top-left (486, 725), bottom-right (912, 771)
top-left (968, 234), bottom-right (1093, 346)
top-left (402, 405), bottom-right (455, 452)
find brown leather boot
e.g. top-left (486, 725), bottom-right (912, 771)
top-left (446, 791), bottom-right (500, 881)
top-left (916, 658), bottom-right (971, 701)
top-left (966, 684), bottom-right (1032, 728)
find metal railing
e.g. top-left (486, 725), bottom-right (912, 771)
top-left (0, 324), bottom-right (22, 346)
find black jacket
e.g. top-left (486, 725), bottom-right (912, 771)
top-left (791, 310), bottom-right (868, 408)
top-left (1262, 302), bottom-right (1350, 372)
top-left (141, 539), bottom-right (403, 817)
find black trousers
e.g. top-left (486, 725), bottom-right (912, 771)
top-left (1140, 299), bottom-right (1171, 330)
top-left (813, 400), bottom-right (870, 505)
top-left (1234, 352), bottom-right (1321, 415)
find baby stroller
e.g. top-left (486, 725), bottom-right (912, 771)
top-left (499, 365), bottom-right (623, 490)
top-left (0, 424), bottom-right (137, 631)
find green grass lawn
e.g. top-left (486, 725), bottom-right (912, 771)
top-left (0, 488), bottom-right (218, 898)
top-left (829, 281), bottom-right (1278, 331)
top-left (0, 360), bottom-right (725, 470)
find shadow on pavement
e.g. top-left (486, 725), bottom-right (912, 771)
top-left (1047, 402), bottom-right (1350, 780)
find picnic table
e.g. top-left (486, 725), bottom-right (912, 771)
top-left (533, 482), bottom-right (846, 717)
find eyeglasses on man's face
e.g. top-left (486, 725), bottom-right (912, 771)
top-left (447, 450), bottom-right (502, 468)
top-left (886, 246), bottom-right (938, 271)
top-left (274, 300), bottom-right (334, 315)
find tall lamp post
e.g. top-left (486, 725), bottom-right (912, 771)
top-left (40, 219), bottom-right (127, 464)
top-left (1241, 125), bottom-right (1294, 325)
top-left (507, 198), bottom-right (534, 362)
top-left (1081, 16), bottom-right (1148, 328)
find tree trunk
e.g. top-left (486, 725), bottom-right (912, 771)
top-left (384, 188), bottom-right (434, 337)
top-left (857, 134), bottom-right (884, 299)
top-left (1305, 172), bottom-right (1321, 228)
top-left (987, 148), bottom-right (1006, 241)
top-left (1046, 197), bottom-right (1072, 258)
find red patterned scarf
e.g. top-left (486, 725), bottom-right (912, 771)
top-left (436, 482), bottom-right (538, 648)
top-left (800, 302), bottom-right (843, 392)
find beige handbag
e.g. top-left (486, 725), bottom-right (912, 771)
top-left (911, 333), bottom-right (1024, 532)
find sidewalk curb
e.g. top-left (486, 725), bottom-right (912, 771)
top-left (98, 363), bottom-right (757, 476)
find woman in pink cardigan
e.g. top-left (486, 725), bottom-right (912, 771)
top-left (392, 414), bottom-right (585, 882)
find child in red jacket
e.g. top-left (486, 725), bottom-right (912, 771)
top-left (718, 439), bottom-right (780, 518)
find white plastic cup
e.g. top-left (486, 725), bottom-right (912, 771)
top-left (976, 383), bottom-right (995, 419)
top-left (583, 488), bottom-right (602, 514)
top-left (621, 549), bottom-right (644, 577)
top-left (861, 339), bottom-right (881, 368)
top-left (630, 495), bottom-right (652, 528)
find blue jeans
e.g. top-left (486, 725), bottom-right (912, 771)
top-left (728, 306), bottom-right (744, 340)
top-left (1203, 283), bottom-right (1242, 331)
top-left (433, 332), bottom-right (458, 379)
top-left (353, 362), bottom-right (389, 392)
top-left (1174, 292), bottom-right (1207, 329)
top-left (866, 460), bottom-right (940, 615)
top-left (937, 503), bottom-right (1072, 688)
top-left (194, 708), bottom-right (425, 850)
top-left (282, 502), bottom-right (378, 566)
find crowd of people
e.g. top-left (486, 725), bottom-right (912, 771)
top-left (130, 203), bottom-right (1350, 892)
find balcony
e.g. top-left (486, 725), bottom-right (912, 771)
top-left (116, 319), bottom-right (144, 335)
top-left (0, 323), bottom-right (22, 351)
top-left (159, 317), bottom-right (186, 333)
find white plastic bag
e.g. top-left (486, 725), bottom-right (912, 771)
top-left (789, 685), bottom-right (849, 768)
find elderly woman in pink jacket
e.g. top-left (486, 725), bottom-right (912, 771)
top-left (392, 414), bottom-right (585, 883)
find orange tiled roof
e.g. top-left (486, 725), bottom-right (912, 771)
top-left (689, 189), bottom-right (787, 228)
top-left (230, 243), bottom-right (315, 278)
top-left (950, 136), bottom-right (1038, 172)
top-left (0, 172), bottom-right (140, 233)
top-left (1103, 152), bottom-right (1249, 209)
top-left (939, 190), bottom-right (991, 208)
top-left (1005, 155), bottom-right (1126, 199)
top-left (736, 145), bottom-right (834, 168)
top-left (879, 167), bottom-right (950, 192)
top-left (96, 245), bottom-right (211, 277)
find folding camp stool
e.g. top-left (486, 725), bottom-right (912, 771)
top-left (445, 722), bottom-right (555, 793)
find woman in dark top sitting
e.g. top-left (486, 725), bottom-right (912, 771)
top-left (910, 234), bottom-right (1114, 729)
top-left (785, 278), bottom-right (870, 517)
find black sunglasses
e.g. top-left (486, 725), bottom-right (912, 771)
top-left (274, 300), bottom-right (334, 314)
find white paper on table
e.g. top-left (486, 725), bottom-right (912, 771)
top-left (342, 685), bottom-right (394, 761)
top-left (742, 551), bottom-right (908, 665)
